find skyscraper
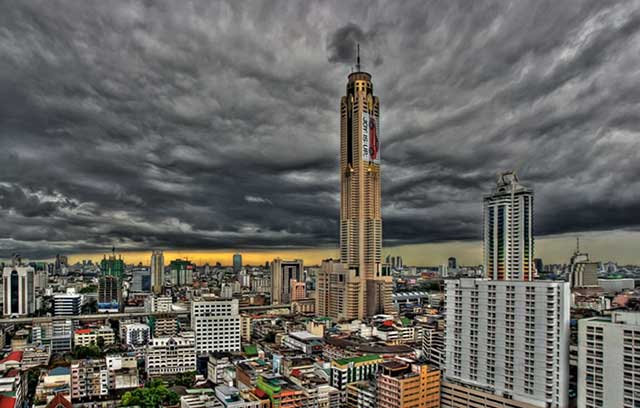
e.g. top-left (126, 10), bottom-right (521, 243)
top-left (270, 258), bottom-right (303, 305)
top-left (336, 47), bottom-right (392, 319)
top-left (150, 250), bottom-right (164, 295)
top-left (2, 265), bottom-right (35, 316)
top-left (232, 253), bottom-right (242, 276)
top-left (98, 251), bottom-right (124, 313)
top-left (483, 171), bottom-right (534, 280)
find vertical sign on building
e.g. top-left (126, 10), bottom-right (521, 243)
top-left (362, 110), bottom-right (370, 162)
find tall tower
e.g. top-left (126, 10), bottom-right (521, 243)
top-left (339, 46), bottom-right (392, 317)
top-left (150, 250), bottom-right (164, 295)
top-left (483, 171), bottom-right (534, 280)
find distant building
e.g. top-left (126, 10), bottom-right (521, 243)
top-left (168, 259), bottom-right (195, 287)
top-left (2, 265), bottom-right (36, 316)
top-left (98, 252), bottom-right (124, 313)
top-left (233, 253), bottom-right (242, 275)
top-left (578, 311), bottom-right (640, 407)
top-left (483, 171), bottom-right (534, 280)
top-left (447, 257), bottom-right (457, 271)
top-left (130, 267), bottom-right (151, 292)
top-left (533, 258), bottom-right (543, 275)
top-left (270, 258), bottom-right (303, 305)
top-left (150, 250), bottom-right (164, 295)
top-left (191, 298), bottom-right (241, 355)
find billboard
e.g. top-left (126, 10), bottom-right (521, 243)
top-left (361, 109), bottom-right (380, 164)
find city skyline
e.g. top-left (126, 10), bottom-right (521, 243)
top-left (2, 2), bottom-right (640, 262)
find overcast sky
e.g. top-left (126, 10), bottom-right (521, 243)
top-left (1, 1), bottom-right (640, 264)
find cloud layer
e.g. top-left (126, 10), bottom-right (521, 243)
top-left (1, 1), bottom-right (640, 258)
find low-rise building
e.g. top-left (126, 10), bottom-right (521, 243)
top-left (53, 294), bottom-right (82, 316)
top-left (70, 359), bottom-right (109, 400)
top-left (34, 366), bottom-right (71, 405)
top-left (281, 331), bottom-right (323, 355)
top-left (21, 345), bottom-right (51, 369)
top-left (73, 326), bottom-right (115, 348)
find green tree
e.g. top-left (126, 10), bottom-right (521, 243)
top-left (120, 379), bottom-right (180, 407)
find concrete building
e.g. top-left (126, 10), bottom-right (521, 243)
top-left (123, 323), bottom-right (150, 347)
top-left (443, 278), bottom-right (570, 408)
top-left (598, 278), bottom-right (635, 294)
top-left (151, 250), bottom-right (164, 295)
top-left (270, 258), bottom-right (303, 305)
top-left (53, 294), bottom-right (82, 316)
top-left (130, 267), bottom-right (151, 292)
top-left (73, 326), bottom-right (115, 347)
top-left (483, 172), bottom-right (534, 280)
top-left (337, 53), bottom-right (392, 319)
top-left (330, 355), bottom-right (382, 399)
top-left (98, 253), bottom-right (124, 313)
top-left (192, 298), bottom-right (241, 355)
top-left (168, 259), bottom-right (195, 287)
top-left (151, 315), bottom-right (178, 337)
top-left (289, 279), bottom-right (306, 301)
top-left (71, 359), bottom-right (109, 400)
top-left (316, 260), bottom-right (361, 321)
top-left (146, 295), bottom-right (173, 313)
top-left (377, 360), bottom-right (440, 408)
top-left (146, 334), bottom-right (196, 377)
top-left (578, 311), bottom-right (640, 407)
top-left (233, 253), bottom-right (242, 276)
top-left (2, 265), bottom-right (36, 316)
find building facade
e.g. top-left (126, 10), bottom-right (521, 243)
top-left (336, 53), bottom-right (392, 319)
top-left (2, 266), bottom-right (36, 316)
top-left (443, 278), bottom-right (570, 408)
top-left (270, 258), bottom-right (303, 305)
top-left (377, 360), bottom-right (440, 408)
top-left (53, 294), bottom-right (82, 316)
top-left (150, 250), bottom-right (164, 295)
top-left (191, 298), bottom-right (241, 355)
top-left (483, 171), bottom-right (534, 280)
top-left (578, 311), bottom-right (640, 408)
top-left (145, 334), bottom-right (196, 377)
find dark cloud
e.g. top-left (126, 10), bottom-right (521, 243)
top-left (0, 0), bottom-right (639, 259)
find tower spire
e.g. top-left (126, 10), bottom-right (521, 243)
top-left (356, 43), bottom-right (361, 72)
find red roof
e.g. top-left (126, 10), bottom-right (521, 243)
top-left (74, 329), bottom-right (92, 335)
top-left (46, 393), bottom-right (72, 408)
top-left (0, 351), bottom-right (23, 364)
top-left (0, 395), bottom-right (16, 408)
top-left (291, 369), bottom-right (302, 378)
top-left (253, 388), bottom-right (267, 398)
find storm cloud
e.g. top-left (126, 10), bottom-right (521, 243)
top-left (1, 0), bottom-right (640, 258)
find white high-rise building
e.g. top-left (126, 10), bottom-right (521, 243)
top-left (442, 278), bottom-right (569, 408)
top-left (578, 311), bottom-right (640, 407)
top-left (483, 171), bottom-right (534, 280)
top-left (150, 250), bottom-right (164, 295)
top-left (2, 266), bottom-right (36, 316)
top-left (191, 298), bottom-right (240, 355)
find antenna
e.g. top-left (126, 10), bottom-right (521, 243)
top-left (356, 43), bottom-right (361, 72)
top-left (576, 236), bottom-right (580, 253)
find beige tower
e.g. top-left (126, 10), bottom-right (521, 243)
top-left (338, 49), bottom-right (392, 318)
